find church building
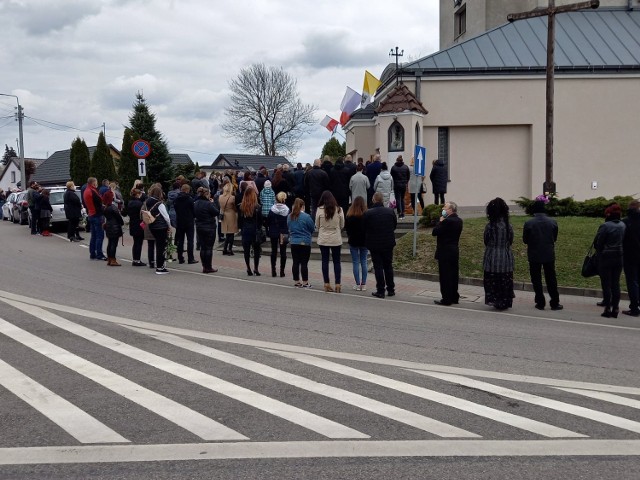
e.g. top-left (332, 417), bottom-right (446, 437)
top-left (345, 2), bottom-right (640, 206)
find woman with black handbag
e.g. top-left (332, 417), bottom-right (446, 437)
top-left (238, 187), bottom-right (263, 276)
top-left (594, 203), bottom-right (626, 318)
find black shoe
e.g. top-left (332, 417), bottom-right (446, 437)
top-left (387, 291), bottom-right (395, 297)
top-left (601, 308), bottom-right (612, 318)
top-left (535, 304), bottom-right (545, 310)
top-left (247, 269), bottom-right (253, 276)
top-left (96, 256), bottom-right (108, 261)
top-left (434, 299), bottom-right (452, 306)
top-left (178, 258), bottom-right (185, 264)
top-left (222, 251), bottom-right (230, 256)
top-left (228, 250), bottom-right (235, 256)
top-left (622, 309), bottom-right (640, 317)
top-left (76, 236), bottom-right (85, 241)
top-left (149, 262), bottom-right (155, 269)
top-left (550, 304), bottom-right (564, 311)
top-left (271, 268), bottom-right (277, 277)
top-left (254, 270), bottom-right (261, 276)
top-left (155, 267), bottom-right (169, 275)
top-left (280, 271), bottom-right (285, 278)
top-left (188, 259), bottom-right (199, 264)
top-left (597, 301), bottom-right (606, 307)
top-left (132, 261), bottom-right (146, 267)
top-left (371, 292), bottom-right (385, 299)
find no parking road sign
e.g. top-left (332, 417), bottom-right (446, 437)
top-left (132, 139), bottom-right (151, 177)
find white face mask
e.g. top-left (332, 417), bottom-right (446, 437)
top-left (442, 209), bottom-right (448, 217)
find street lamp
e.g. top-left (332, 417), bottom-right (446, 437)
top-left (0, 93), bottom-right (25, 191)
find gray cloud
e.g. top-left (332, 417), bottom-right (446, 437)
top-left (287, 31), bottom-right (381, 69)
top-left (2, 0), bottom-right (103, 35)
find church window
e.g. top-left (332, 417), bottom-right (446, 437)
top-left (388, 121), bottom-right (404, 152)
top-left (454, 5), bottom-right (466, 38)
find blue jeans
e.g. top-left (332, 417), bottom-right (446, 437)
top-left (349, 246), bottom-right (368, 286)
top-left (88, 215), bottom-right (104, 258)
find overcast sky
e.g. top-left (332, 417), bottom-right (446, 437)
top-left (0, 0), bottom-right (439, 166)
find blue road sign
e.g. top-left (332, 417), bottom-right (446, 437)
top-left (132, 139), bottom-right (151, 158)
top-left (414, 145), bottom-right (426, 176)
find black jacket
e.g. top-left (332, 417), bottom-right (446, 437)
top-left (63, 189), bottom-right (82, 219)
top-left (293, 169), bottom-right (305, 196)
top-left (304, 167), bottom-right (330, 200)
top-left (523, 213), bottom-right (558, 264)
top-left (345, 214), bottom-right (366, 247)
top-left (103, 204), bottom-right (124, 239)
top-left (432, 213), bottom-right (463, 259)
top-left (594, 219), bottom-right (625, 268)
top-left (127, 198), bottom-right (143, 237)
top-left (193, 197), bottom-right (219, 233)
top-left (363, 203), bottom-right (397, 251)
top-left (429, 160), bottom-right (448, 194)
top-left (145, 197), bottom-right (168, 230)
top-left (623, 209), bottom-right (640, 265)
top-left (391, 161), bottom-right (411, 190)
top-left (173, 192), bottom-right (195, 229)
top-left (329, 161), bottom-right (352, 206)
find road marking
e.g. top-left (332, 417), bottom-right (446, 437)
top-left (0, 439), bottom-right (639, 464)
top-left (0, 316), bottom-right (246, 442)
top-left (3, 300), bottom-right (366, 440)
top-left (413, 371), bottom-right (640, 434)
top-left (129, 327), bottom-right (476, 438)
top-left (0, 357), bottom-right (128, 444)
top-left (265, 350), bottom-right (585, 438)
top-left (1, 290), bottom-right (639, 395)
top-left (554, 388), bottom-right (640, 409)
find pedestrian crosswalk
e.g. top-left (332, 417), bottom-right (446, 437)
top-left (0, 295), bottom-right (639, 463)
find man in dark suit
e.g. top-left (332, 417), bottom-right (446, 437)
top-left (364, 192), bottom-right (397, 299)
top-left (432, 201), bottom-right (463, 306)
top-left (523, 200), bottom-right (563, 310)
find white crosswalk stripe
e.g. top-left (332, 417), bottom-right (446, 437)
top-left (0, 357), bottom-right (128, 444)
top-left (3, 299), bottom-right (367, 440)
top-left (0, 317), bottom-right (247, 442)
top-left (414, 371), bottom-right (640, 434)
top-left (129, 326), bottom-right (479, 438)
top-left (263, 349), bottom-right (585, 438)
top-left (554, 388), bottom-right (640, 410)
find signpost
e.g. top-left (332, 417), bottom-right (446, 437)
top-left (132, 139), bottom-right (151, 179)
top-left (413, 145), bottom-right (427, 256)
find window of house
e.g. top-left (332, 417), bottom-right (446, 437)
top-left (438, 127), bottom-right (450, 179)
top-left (454, 5), bottom-right (466, 38)
top-left (388, 121), bottom-right (404, 152)
top-left (415, 122), bottom-right (420, 146)
top-left (11, 171), bottom-right (16, 183)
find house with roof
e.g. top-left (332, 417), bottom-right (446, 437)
top-left (31, 145), bottom-right (121, 187)
top-left (0, 157), bottom-right (46, 192)
top-left (208, 154), bottom-right (292, 173)
top-left (346, 6), bottom-right (640, 205)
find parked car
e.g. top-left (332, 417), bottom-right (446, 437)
top-left (28, 187), bottom-right (85, 227)
top-left (11, 192), bottom-right (29, 225)
top-left (2, 192), bottom-right (20, 221)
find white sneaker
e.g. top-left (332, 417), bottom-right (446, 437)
top-left (155, 268), bottom-right (169, 275)
top-left (353, 285), bottom-right (360, 290)
top-left (360, 284), bottom-right (367, 291)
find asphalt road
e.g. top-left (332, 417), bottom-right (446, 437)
top-left (0, 220), bottom-right (639, 479)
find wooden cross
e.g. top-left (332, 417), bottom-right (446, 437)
top-left (508, 0), bottom-right (599, 195)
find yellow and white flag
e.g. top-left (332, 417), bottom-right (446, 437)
top-left (361, 70), bottom-right (381, 108)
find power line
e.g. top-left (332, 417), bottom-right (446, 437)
top-left (170, 147), bottom-right (216, 156)
top-left (24, 115), bottom-right (104, 134)
top-left (0, 118), bottom-right (16, 129)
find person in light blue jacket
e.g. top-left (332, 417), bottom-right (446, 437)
top-left (287, 198), bottom-right (315, 288)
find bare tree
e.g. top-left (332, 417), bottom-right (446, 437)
top-left (222, 63), bottom-right (317, 158)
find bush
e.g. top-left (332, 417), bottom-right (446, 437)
top-left (420, 203), bottom-right (444, 227)
top-left (514, 195), bottom-right (636, 217)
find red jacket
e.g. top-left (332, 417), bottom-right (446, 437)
top-left (83, 184), bottom-right (103, 217)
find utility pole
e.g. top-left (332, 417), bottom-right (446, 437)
top-left (0, 93), bottom-right (25, 190)
top-left (389, 46), bottom-right (404, 85)
top-left (508, 0), bottom-right (599, 195)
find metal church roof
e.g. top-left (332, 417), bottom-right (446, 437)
top-left (404, 8), bottom-right (640, 74)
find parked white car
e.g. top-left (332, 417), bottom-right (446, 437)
top-left (28, 187), bottom-right (85, 227)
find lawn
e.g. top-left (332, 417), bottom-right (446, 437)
top-left (394, 216), bottom-right (605, 289)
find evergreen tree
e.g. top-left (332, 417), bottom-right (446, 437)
top-left (118, 128), bottom-right (140, 204)
top-left (128, 92), bottom-right (173, 189)
top-left (174, 160), bottom-right (196, 180)
top-left (3, 144), bottom-right (17, 165)
top-left (320, 137), bottom-right (346, 161)
top-left (90, 131), bottom-right (116, 184)
top-left (70, 138), bottom-right (91, 186)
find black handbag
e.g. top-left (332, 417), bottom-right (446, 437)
top-left (581, 243), bottom-right (599, 278)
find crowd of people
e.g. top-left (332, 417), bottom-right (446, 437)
top-left (6, 155), bottom-right (638, 318)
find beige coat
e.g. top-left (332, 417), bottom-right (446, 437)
top-left (219, 192), bottom-right (239, 234)
top-left (315, 206), bottom-right (344, 246)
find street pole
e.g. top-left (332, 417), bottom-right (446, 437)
top-left (0, 93), bottom-right (25, 190)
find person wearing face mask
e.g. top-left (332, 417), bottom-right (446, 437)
top-left (432, 201), bottom-right (463, 306)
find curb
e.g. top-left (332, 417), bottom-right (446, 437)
top-left (394, 270), bottom-right (628, 301)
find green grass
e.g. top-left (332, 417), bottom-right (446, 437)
top-left (394, 216), bottom-right (604, 289)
